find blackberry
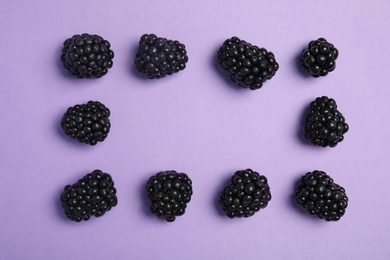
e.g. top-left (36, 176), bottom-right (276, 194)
top-left (217, 37), bottom-right (279, 90)
top-left (300, 38), bottom-right (338, 77)
top-left (60, 33), bottom-right (114, 78)
top-left (304, 96), bottom-right (349, 147)
top-left (219, 169), bottom-right (271, 218)
top-left (60, 170), bottom-right (118, 222)
top-left (295, 170), bottom-right (348, 221)
top-left (146, 170), bottom-right (193, 222)
top-left (61, 101), bottom-right (111, 145)
top-left (135, 34), bottom-right (188, 79)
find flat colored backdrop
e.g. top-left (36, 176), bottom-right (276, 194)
top-left (1, 1), bottom-right (389, 259)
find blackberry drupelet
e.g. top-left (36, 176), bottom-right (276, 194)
top-left (146, 170), bottom-right (193, 222)
top-left (61, 33), bottom-right (114, 78)
top-left (135, 34), bottom-right (188, 79)
top-left (295, 170), bottom-right (348, 221)
top-left (60, 170), bottom-right (118, 222)
top-left (219, 169), bottom-right (271, 218)
top-left (217, 37), bottom-right (279, 90)
top-left (304, 96), bottom-right (349, 147)
top-left (61, 101), bottom-right (111, 145)
top-left (300, 38), bottom-right (338, 77)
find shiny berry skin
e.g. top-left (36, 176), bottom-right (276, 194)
top-left (135, 34), bottom-right (188, 79)
top-left (304, 96), bottom-right (349, 147)
top-left (217, 37), bottom-right (279, 90)
top-left (295, 170), bottom-right (348, 221)
top-left (219, 169), bottom-right (271, 218)
top-left (146, 170), bottom-right (193, 222)
top-left (300, 38), bottom-right (338, 77)
top-left (61, 101), bottom-right (111, 145)
top-left (61, 33), bottom-right (114, 78)
top-left (60, 170), bottom-right (118, 222)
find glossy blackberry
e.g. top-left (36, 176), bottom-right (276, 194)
top-left (60, 33), bottom-right (114, 78)
top-left (135, 34), bottom-right (188, 79)
top-left (60, 170), bottom-right (118, 222)
top-left (217, 37), bottom-right (279, 90)
top-left (146, 170), bottom-right (193, 222)
top-left (300, 38), bottom-right (338, 77)
top-left (61, 101), bottom-right (111, 145)
top-left (304, 96), bottom-right (348, 147)
top-left (295, 170), bottom-right (348, 221)
top-left (219, 169), bottom-right (271, 218)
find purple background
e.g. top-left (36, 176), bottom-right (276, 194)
top-left (1, 0), bottom-right (389, 259)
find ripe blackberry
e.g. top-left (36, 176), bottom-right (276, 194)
top-left (60, 33), bottom-right (114, 78)
top-left (60, 170), bottom-right (118, 222)
top-left (146, 170), bottom-right (193, 222)
top-left (61, 101), bottom-right (111, 145)
top-left (300, 38), bottom-right (338, 77)
top-left (304, 96), bottom-right (349, 147)
top-left (295, 170), bottom-right (348, 221)
top-left (219, 169), bottom-right (271, 218)
top-left (217, 37), bottom-right (279, 90)
top-left (135, 34), bottom-right (188, 79)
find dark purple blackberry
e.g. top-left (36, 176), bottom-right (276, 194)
top-left (61, 101), bottom-right (111, 145)
top-left (60, 33), bottom-right (114, 78)
top-left (217, 37), bottom-right (279, 90)
top-left (219, 169), bottom-right (271, 218)
top-left (135, 34), bottom-right (188, 79)
top-left (60, 170), bottom-right (118, 222)
top-left (304, 96), bottom-right (348, 147)
top-left (300, 38), bottom-right (338, 77)
top-left (146, 170), bottom-right (193, 222)
top-left (295, 170), bottom-right (348, 221)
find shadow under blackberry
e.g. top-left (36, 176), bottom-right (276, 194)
top-left (56, 44), bottom-right (70, 78)
top-left (296, 103), bottom-right (312, 146)
top-left (139, 173), bottom-right (155, 218)
top-left (213, 174), bottom-right (233, 217)
top-left (289, 174), bottom-right (323, 222)
top-left (293, 46), bottom-right (312, 78)
top-left (129, 39), bottom-right (151, 81)
top-left (55, 185), bottom-right (69, 222)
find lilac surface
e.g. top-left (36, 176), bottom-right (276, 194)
top-left (1, 0), bottom-right (389, 259)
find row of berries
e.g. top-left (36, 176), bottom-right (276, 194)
top-left (61, 33), bottom-right (339, 89)
top-left (61, 96), bottom-right (348, 147)
top-left (61, 169), bottom-right (347, 223)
